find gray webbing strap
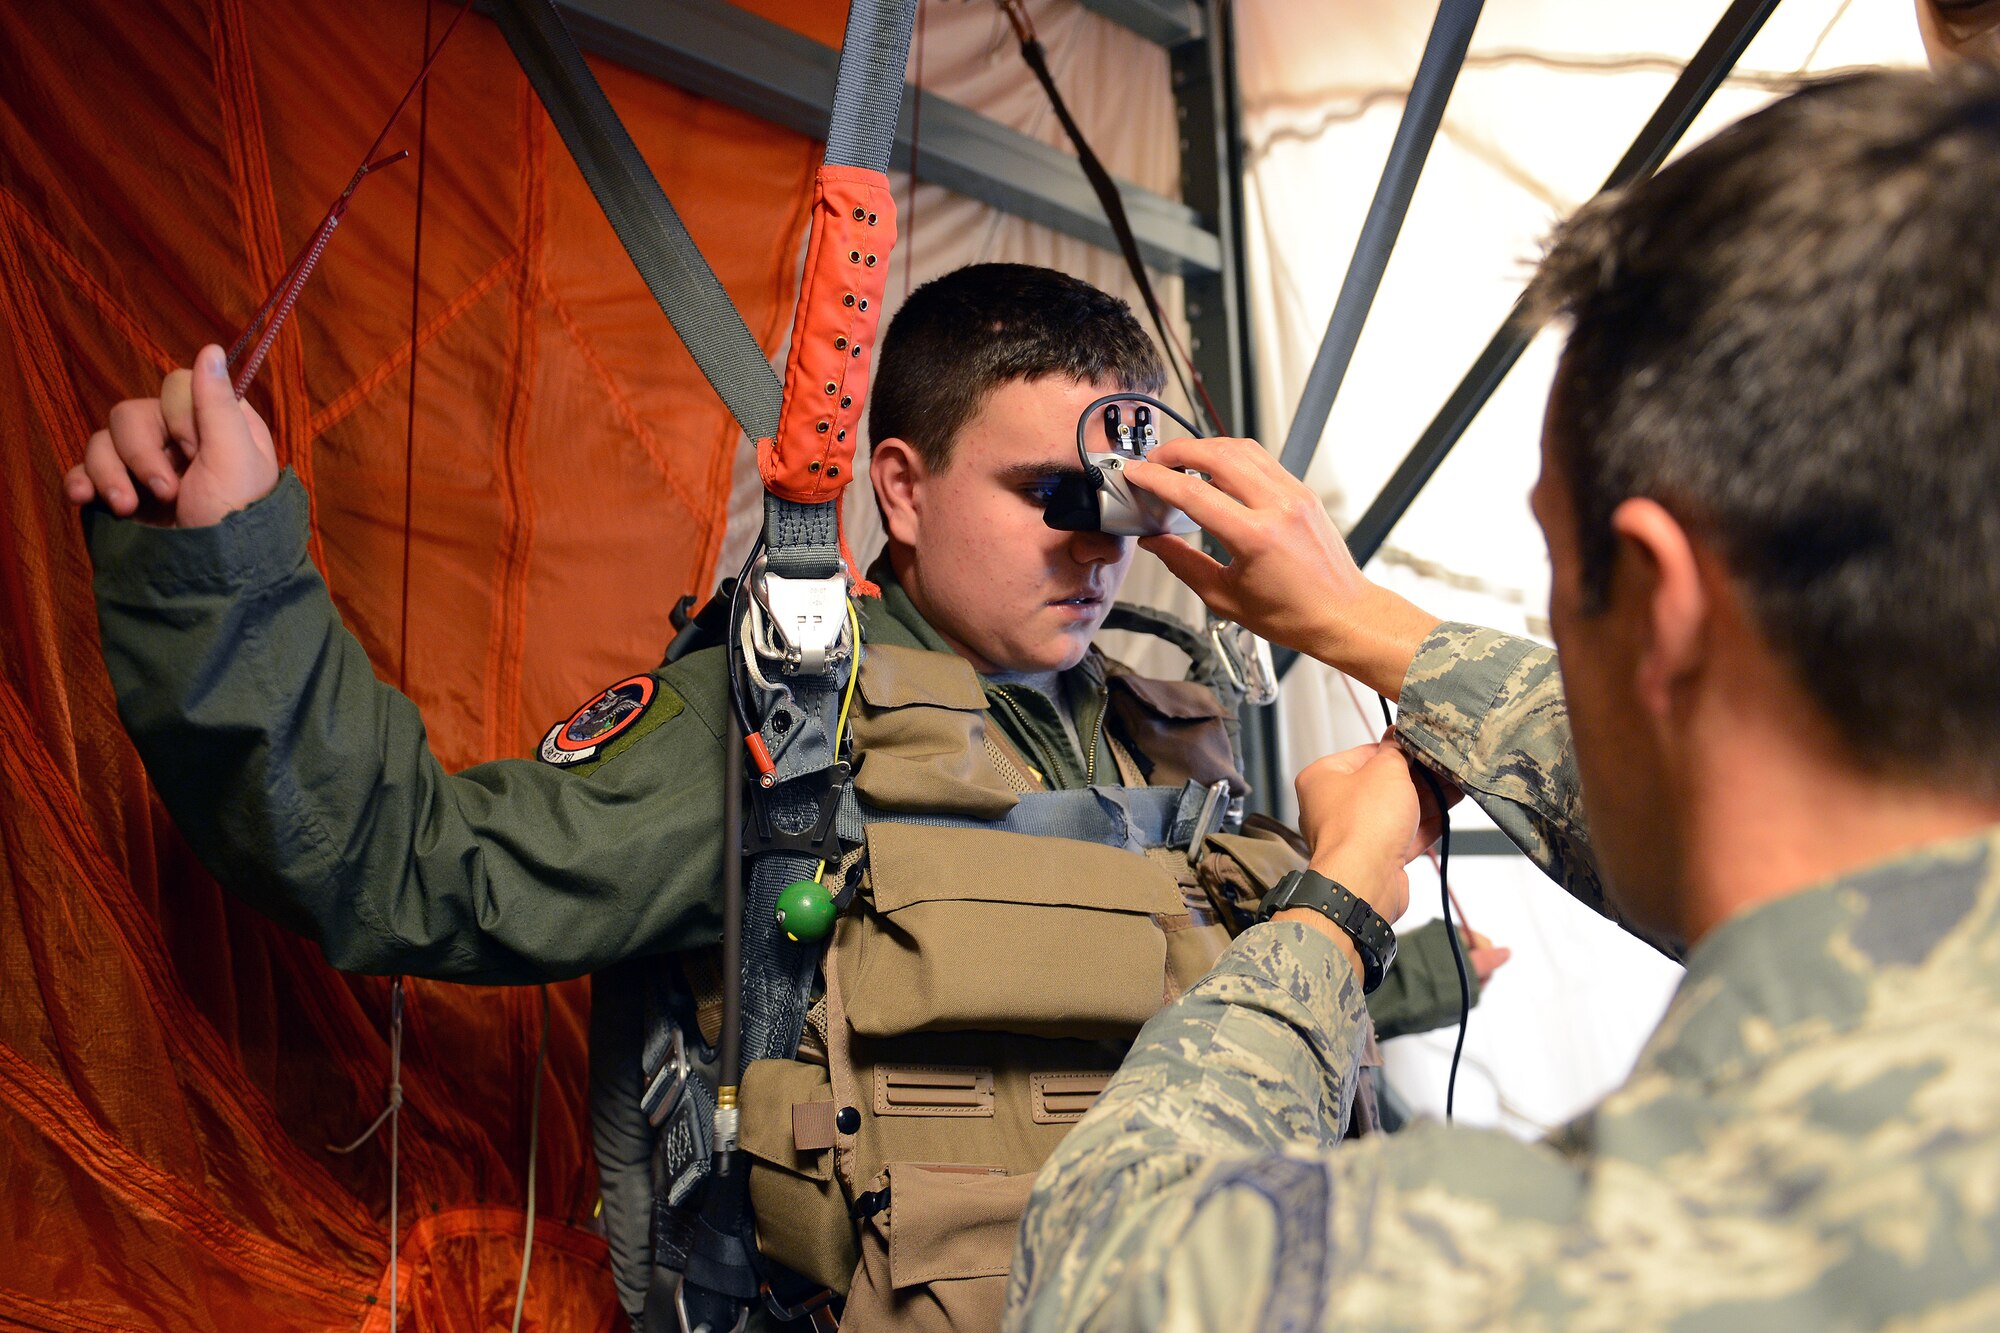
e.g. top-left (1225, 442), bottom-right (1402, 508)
top-left (710, 0), bottom-right (917, 1316)
top-left (762, 494), bottom-right (843, 580)
top-left (863, 783), bottom-right (1205, 854)
top-left (822, 0), bottom-right (919, 173)
top-left (739, 0), bottom-right (918, 1112)
top-left (489, 0), bottom-right (783, 444)
top-left (758, 0), bottom-right (920, 581)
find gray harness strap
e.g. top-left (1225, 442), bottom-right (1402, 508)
top-left (863, 781), bottom-right (1220, 854)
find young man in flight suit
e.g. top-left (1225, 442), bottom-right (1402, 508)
top-left (66, 261), bottom-right (1491, 1329)
top-left (1010, 67), bottom-right (2000, 1330)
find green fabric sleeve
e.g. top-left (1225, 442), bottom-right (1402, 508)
top-left (1366, 919), bottom-right (1480, 1041)
top-left (85, 472), bottom-right (728, 984)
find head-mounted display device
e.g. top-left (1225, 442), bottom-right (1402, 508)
top-left (1043, 392), bottom-right (1202, 537)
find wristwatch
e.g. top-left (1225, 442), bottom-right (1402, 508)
top-left (1257, 868), bottom-right (1398, 993)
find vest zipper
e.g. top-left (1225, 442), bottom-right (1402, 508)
top-left (1083, 689), bottom-right (1106, 785)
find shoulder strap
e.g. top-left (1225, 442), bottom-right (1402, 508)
top-left (489, 0), bottom-right (783, 443)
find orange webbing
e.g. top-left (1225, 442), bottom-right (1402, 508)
top-left (759, 164), bottom-right (899, 503)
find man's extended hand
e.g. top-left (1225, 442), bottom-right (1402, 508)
top-left (1464, 929), bottom-right (1513, 985)
top-left (64, 344), bottom-right (280, 528)
top-left (1123, 438), bottom-right (1440, 699)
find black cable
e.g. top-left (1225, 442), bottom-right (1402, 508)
top-left (1380, 692), bottom-right (1470, 1122)
top-left (1415, 764), bottom-right (1470, 1121)
top-left (1000, 8), bottom-right (1222, 434)
top-left (725, 538), bottom-right (767, 740)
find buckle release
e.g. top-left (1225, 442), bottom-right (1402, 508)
top-left (759, 573), bottom-right (848, 675)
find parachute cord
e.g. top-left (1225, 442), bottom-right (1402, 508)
top-left (510, 985), bottom-right (551, 1333)
top-left (388, 985), bottom-right (400, 1333)
top-left (329, 978), bottom-right (405, 1328)
top-left (398, 0), bottom-right (437, 693)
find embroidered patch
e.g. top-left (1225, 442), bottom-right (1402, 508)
top-left (539, 675), bottom-right (656, 766)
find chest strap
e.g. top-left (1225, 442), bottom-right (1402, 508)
top-left (863, 779), bottom-right (1230, 857)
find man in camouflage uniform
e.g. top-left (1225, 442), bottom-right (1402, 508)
top-left (1008, 67), bottom-right (2000, 1330)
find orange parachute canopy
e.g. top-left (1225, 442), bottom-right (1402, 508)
top-left (0, 0), bottom-right (846, 1325)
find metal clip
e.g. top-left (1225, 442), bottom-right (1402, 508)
top-left (1210, 619), bottom-right (1280, 707)
top-left (1186, 778), bottom-right (1230, 863)
top-left (1102, 403), bottom-right (1136, 456)
top-left (642, 1025), bottom-right (689, 1128)
top-left (675, 1275), bottom-right (751, 1333)
top-left (749, 563), bottom-right (849, 676)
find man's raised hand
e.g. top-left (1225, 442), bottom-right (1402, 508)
top-left (64, 344), bottom-right (280, 528)
top-left (1124, 438), bottom-right (1441, 700)
top-left (1272, 741), bottom-right (1422, 966)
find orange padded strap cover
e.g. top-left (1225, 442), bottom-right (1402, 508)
top-left (759, 164), bottom-right (898, 503)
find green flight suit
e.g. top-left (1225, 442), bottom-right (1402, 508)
top-left (1010, 623), bottom-right (2000, 1331)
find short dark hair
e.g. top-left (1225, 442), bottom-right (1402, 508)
top-left (1526, 66), bottom-right (2000, 791)
top-left (868, 263), bottom-right (1166, 471)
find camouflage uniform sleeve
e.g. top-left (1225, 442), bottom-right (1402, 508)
top-left (1008, 923), bottom-right (1590, 1333)
top-left (1394, 622), bottom-right (1674, 955)
top-left (1008, 920), bottom-right (1370, 1331)
top-left (84, 472), bottom-right (729, 984)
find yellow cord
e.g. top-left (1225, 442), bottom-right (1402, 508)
top-left (811, 599), bottom-right (864, 886)
top-left (835, 598), bottom-right (862, 745)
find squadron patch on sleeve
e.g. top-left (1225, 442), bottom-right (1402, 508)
top-left (540, 674), bottom-right (656, 766)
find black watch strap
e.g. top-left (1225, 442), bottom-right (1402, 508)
top-left (1257, 869), bottom-right (1398, 992)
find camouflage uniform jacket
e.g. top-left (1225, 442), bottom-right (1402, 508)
top-left (1009, 622), bottom-right (2000, 1331)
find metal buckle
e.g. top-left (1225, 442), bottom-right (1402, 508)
top-left (1210, 619), bottom-right (1279, 707)
top-left (1186, 779), bottom-right (1230, 863)
top-left (674, 1273), bottom-right (750, 1333)
top-left (752, 565), bottom-right (849, 676)
top-left (642, 1025), bottom-right (690, 1128)
top-left (761, 1279), bottom-right (837, 1327)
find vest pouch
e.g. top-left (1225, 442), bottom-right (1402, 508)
top-left (839, 822), bottom-right (1186, 1040)
top-left (738, 1058), bottom-right (856, 1293)
top-left (843, 1162), bottom-right (1036, 1333)
top-left (1105, 672), bottom-right (1245, 796)
top-left (1197, 826), bottom-right (1309, 936)
top-left (849, 643), bottom-right (1021, 818)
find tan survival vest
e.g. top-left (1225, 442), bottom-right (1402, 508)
top-left (674, 640), bottom-right (1378, 1330)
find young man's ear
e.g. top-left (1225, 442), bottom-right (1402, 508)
top-left (1608, 497), bottom-right (1708, 719)
top-left (871, 436), bottom-right (927, 548)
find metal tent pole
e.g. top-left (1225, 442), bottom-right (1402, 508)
top-left (1276, 0), bottom-right (1486, 479)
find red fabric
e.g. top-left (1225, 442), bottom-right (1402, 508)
top-left (0, 0), bottom-right (831, 1325)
